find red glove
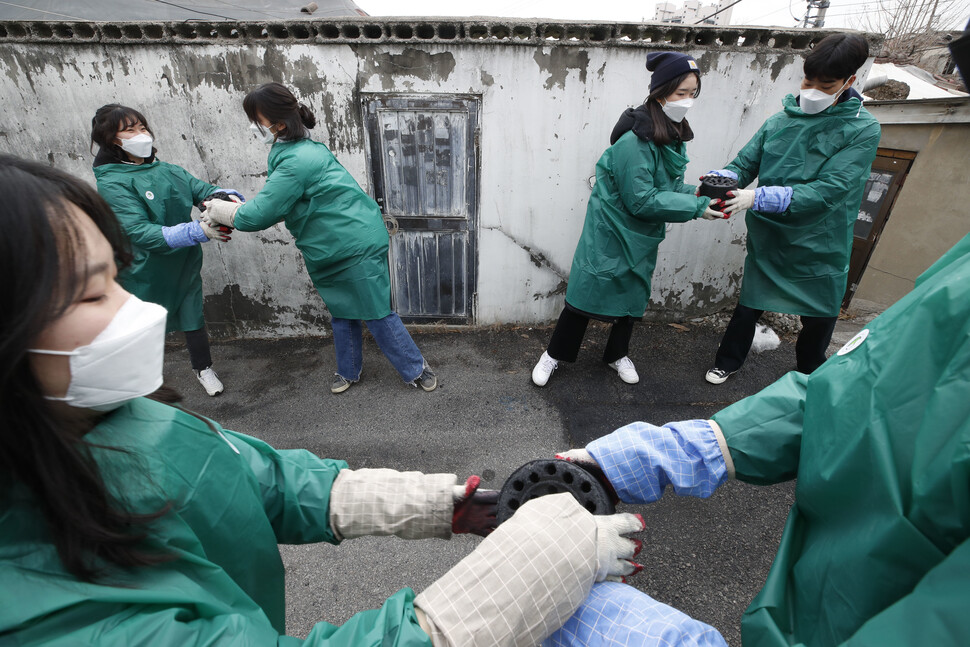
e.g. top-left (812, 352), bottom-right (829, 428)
top-left (452, 475), bottom-right (499, 537)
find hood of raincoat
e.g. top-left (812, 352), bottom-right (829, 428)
top-left (609, 104), bottom-right (694, 146)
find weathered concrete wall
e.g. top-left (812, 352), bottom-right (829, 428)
top-left (0, 19), bottom-right (877, 336)
top-left (855, 98), bottom-right (970, 308)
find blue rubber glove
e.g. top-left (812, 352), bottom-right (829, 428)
top-left (162, 221), bottom-right (208, 248)
top-left (753, 186), bottom-right (793, 213)
top-left (703, 169), bottom-right (738, 181)
top-left (543, 582), bottom-right (728, 647)
top-left (217, 189), bottom-right (246, 202)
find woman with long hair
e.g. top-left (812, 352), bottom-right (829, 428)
top-left (531, 52), bottom-right (725, 388)
top-left (0, 154), bottom-right (646, 646)
top-left (90, 104), bottom-right (240, 396)
top-left (201, 83), bottom-right (437, 394)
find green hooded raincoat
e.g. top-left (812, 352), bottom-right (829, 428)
top-left (712, 232), bottom-right (970, 646)
top-left (0, 398), bottom-right (432, 646)
top-left (232, 139), bottom-right (392, 321)
top-left (725, 94), bottom-right (881, 318)
top-left (94, 161), bottom-right (217, 332)
top-left (565, 131), bottom-right (710, 317)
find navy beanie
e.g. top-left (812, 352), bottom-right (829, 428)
top-left (647, 52), bottom-right (699, 92)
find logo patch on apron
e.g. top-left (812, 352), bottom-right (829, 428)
top-left (837, 328), bottom-right (869, 356)
top-left (145, 190), bottom-right (155, 200)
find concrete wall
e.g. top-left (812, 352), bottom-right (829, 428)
top-left (0, 19), bottom-right (876, 337)
top-left (855, 98), bottom-right (970, 308)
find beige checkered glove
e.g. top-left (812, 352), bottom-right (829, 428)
top-left (414, 492), bottom-right (644, 647)
top-left (328, 468), bottom-right (457, 540)
top-left (200, 198), bottom-right (240, 228)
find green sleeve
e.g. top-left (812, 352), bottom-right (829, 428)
top-left (612, 141), bottom-right (709, 222)
top-left (23, 588), bottom-right (431, 647)
top-left (172, 165), bottom-right (219, 206)
top-left (222, 429), bottom-right (348, 545)
top-left (788, 121), bottom-right (881, 218)
top-left (842, 537), bottom-right (970, 646)
top-left (99, 181), bottom-right (179, 255)
top-left (711, 371), bottom-right (806, 485)
top-left (725, 123), bottom-right (767, 189)
top-left (233, 158), bottom-right (306, 233)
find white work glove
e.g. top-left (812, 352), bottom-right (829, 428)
top-left (201, 198), bottom-right (240, 228)
top-left (700, 198), bottom-right (728, 221)
top-left (199, 220), bottom-right (232, 242)
top-left (594, 512), bottom-right (645, 581)
top-left (720, 189), bottom-right (755, 217)
top-left (414, 493), bottom-right (645, 647)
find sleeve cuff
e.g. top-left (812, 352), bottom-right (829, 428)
top-left (161, 222), bottom-right (202, 248)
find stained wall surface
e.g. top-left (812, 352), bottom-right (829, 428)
top-left (0, 20), bottom-right (875, 336)
top-left (854, 99), bottom-right (970, 307)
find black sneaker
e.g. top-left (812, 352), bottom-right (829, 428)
top-left (415, 365), bottom-right (437, 392)
top-left (331, 374), bottom-right (353, 394)
top-left (705, 367), bottom-right (736, 385)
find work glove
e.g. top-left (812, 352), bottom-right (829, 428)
top-left (198, 190), bottom-right (243, 212)
top-left (701, 199), bottom-right (728, 220)
top-left (720, 189), bottom-right (755, 217)
top-left (199, 220), bottom-right (232, 242)
top-left (452, 475), bottom-right (499, 537)
top-left (414, 493), bottom-right (645, 647)
top-left (593, 512), bottom-right (645, 582)
top-left (201, 198), bottom-right (241, 228)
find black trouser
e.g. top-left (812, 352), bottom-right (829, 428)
top-left (714, 303), bottom-right (837, 374)
top-left (546, 308), bottom-right (635, 364)
top-left (184, 327), bottom-right (212, 372)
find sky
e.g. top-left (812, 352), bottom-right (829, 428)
top-left (357, 0), bottom-right (970, 32)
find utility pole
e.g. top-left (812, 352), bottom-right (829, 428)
top-left (801, 0), bottom-right (830, 28)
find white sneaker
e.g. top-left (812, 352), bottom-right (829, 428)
top-left (608, 356), bottom-right (639, 384)
top-left (532, 351), bottom-right (559, 386)
top-left (196, 367), bottom-right (224, 396)
top-left (705, 367), bottom-right (736, 385)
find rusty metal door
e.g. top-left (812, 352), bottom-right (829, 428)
top-left (363, 94), bottom-right (479, 324)
top-left (842, 148), bottom-right (915, 309)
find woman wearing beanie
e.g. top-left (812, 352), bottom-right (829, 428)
top-left (200, 83), bottom-right (437, 394)
top-left (532, 52), bottom-right (724, 387)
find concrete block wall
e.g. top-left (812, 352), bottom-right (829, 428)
top-left (0, 18), bottom-right (878, 337)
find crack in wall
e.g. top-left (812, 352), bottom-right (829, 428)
top-left (483, 224), bottom-right (568, 282)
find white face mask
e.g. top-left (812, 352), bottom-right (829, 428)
top-left (29, 295), bottom-right (167, 411)
top-left (250, 122), bottom-right (276, 145)
top-left (661, 98), bottom-right (694, 123)
top-left (800, 79), bottom-right (849, 115)
top-left (118, 133), bottom-right (154, 159)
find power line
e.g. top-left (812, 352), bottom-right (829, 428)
top-left (148, 0), bottom-right (234, 20)
top-left (0, 0), bottom-right (82, 19)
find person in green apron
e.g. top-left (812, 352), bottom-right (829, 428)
top-left (531, 52), bottom-right (725, 388)
top-left (201, 84), bottom-right (436, 395)
top-left (91, 104), bottom-right (242, 397)
top-left (1, 154), bottom-right (648, 646)
top-left (551, 231), bottom-right (970, 646)
top-left (704, 33), bottom-right (881, 385)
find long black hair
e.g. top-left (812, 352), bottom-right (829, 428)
top-left (90, 104), bottom-right (154, 155)
top-left (644, 71), bottom-right (701, 147)
top-left (0, 154), bottom-right (170, 582)
top-left (243, 82), bottom-right (316, 140)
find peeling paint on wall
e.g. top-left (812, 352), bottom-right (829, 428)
top-left (533, 46), bottom-right (589, 90)
top-left (357, 46), bottom-right (457, 91)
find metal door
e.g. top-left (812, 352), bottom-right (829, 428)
top-left (842, 148), bottom-right (915, 309)
top-left (363, 94), bottom-right (479, 324)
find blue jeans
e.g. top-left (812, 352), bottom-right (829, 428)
top-left (331, 313), bottom-right (425, 383)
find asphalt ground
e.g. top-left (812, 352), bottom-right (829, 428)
top-left (162, 307), bottom-right (880, 646)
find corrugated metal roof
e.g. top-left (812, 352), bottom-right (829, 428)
top-left (0, 0), bottom-right (365, 21)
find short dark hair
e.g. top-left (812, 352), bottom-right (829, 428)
top-left (90, 104), bottom-right (153, 153)
top-left (804, 33), bottom-right (869, 82)
top-left (243, 82), bottom-right (316, 140)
